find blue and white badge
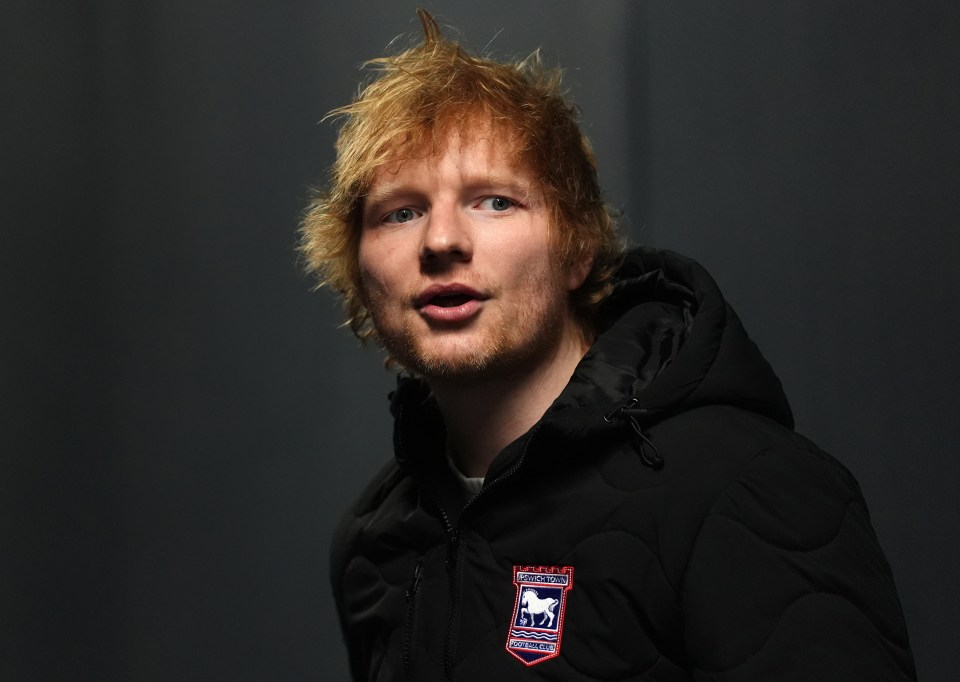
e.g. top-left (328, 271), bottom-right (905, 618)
top-left (505, 565), bottom-right (574, 666)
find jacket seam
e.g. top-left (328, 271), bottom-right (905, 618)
top-left (677, 446), bottom-right (770, 603)
top-left (704, 495), bottom-right (859, 553)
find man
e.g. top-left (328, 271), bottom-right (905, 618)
top-left (302, 11), bottom-right (916, 681)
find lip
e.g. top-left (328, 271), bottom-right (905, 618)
top-left (414, 283), bottom-right (487, 323)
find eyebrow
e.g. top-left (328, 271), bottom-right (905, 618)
top-left (364, 174), bottom-right (537, 208)
top-left (468, 176), bottom-right (536, 200)
top-left (360, 186), bottom-right (418, 225)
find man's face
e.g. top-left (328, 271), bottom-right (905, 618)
top-left (357, 127), bottom-right (588, 381)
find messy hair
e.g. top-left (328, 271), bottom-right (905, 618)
top-left (300, 9), bottom-right (623, 342)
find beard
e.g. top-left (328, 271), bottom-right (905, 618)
top-left (365, 270), bottom-right (574, 383)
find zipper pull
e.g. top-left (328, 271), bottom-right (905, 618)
top-left (604, 399), bottom-right (664, 470)
top-left (403, 558), bottom-right (424, 682)
top-left (406, 559), bottom-right (424, 600)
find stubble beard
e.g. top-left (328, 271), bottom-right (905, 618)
top-left (367, 272), bottom-right (573, 383)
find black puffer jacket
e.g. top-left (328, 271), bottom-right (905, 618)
top-left (331, 248), bottom-right (916, 681)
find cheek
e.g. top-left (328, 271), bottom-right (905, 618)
top-left (358, 244), bottom-right (407, 310)
top-left (358, 235), bottom-right (386, 285)
top-left (358, 267), bottom-right (386, 308)
top-left (508, 237), bottom-right (565, 288)
top-left (356, 251), bottom-right (383, 306)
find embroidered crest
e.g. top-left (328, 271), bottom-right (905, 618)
top-left (505, 565), bottom-right (574, 666)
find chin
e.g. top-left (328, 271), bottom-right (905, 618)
top-left (399, 341), bottom-right (506, 380)
top-left (380, 328), bottom-right (516, 380)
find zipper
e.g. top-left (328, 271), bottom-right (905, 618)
top-left (396, 404), bottom-right (457, 680)
top-left (442, 529), bottom-right (460, 681)
top-left (397, 402), bottom-right (543, 681)
top-left (402, 558), bottom-right (424, 682)
top-left (440, 422), bottom-right (544, 681)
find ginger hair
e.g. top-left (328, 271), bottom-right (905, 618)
top-left (300, 9), bottom-right (623, 342)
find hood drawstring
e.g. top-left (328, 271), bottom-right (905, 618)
top-left (604, 398), bottom-right (665, 470)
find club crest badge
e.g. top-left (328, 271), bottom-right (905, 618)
top-left (505, 565), bottom-right (574, 666)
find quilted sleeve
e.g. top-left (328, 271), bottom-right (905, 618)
top-left (681, 446), bottom-right (916, 681)
top-left (329, 496), bottom-right (368, 682)
top-left (328, 460), bottom-right (409, 682)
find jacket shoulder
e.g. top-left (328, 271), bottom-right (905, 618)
top-left (667, 408), bottom-right (916, 680)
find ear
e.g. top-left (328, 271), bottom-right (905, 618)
top-left (565, 253), bottom-right (594, 292)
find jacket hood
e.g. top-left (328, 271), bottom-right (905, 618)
top-left (555, 247), bottom-right (793, 428)
top-left (390, 247), bottom-right (793, 475)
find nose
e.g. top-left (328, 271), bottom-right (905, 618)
top-left (419, 202), bottom-right (472, 268)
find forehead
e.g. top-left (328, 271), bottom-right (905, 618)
top-left (368, 121), bottom-right (534, 191)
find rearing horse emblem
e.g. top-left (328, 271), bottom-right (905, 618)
top-left (520, 588), bottom-right (559, 627)
top-left (506, 565), bottom-right (574, 666)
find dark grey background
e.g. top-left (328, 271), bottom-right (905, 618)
top-left (4, 1), bottom-right (957, 680)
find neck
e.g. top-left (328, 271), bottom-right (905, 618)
top-left (428, 327), bottom-right (589, 478)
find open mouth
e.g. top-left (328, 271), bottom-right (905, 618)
top-left (415, 284), bottom-right (484, 309)
top-left (430, 293), bottom-right (474, 308)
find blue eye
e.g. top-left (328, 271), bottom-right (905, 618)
top-left (383, 207), bottom-right (420, 224)
top-left (479, 196), bottom-right (514, 211)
